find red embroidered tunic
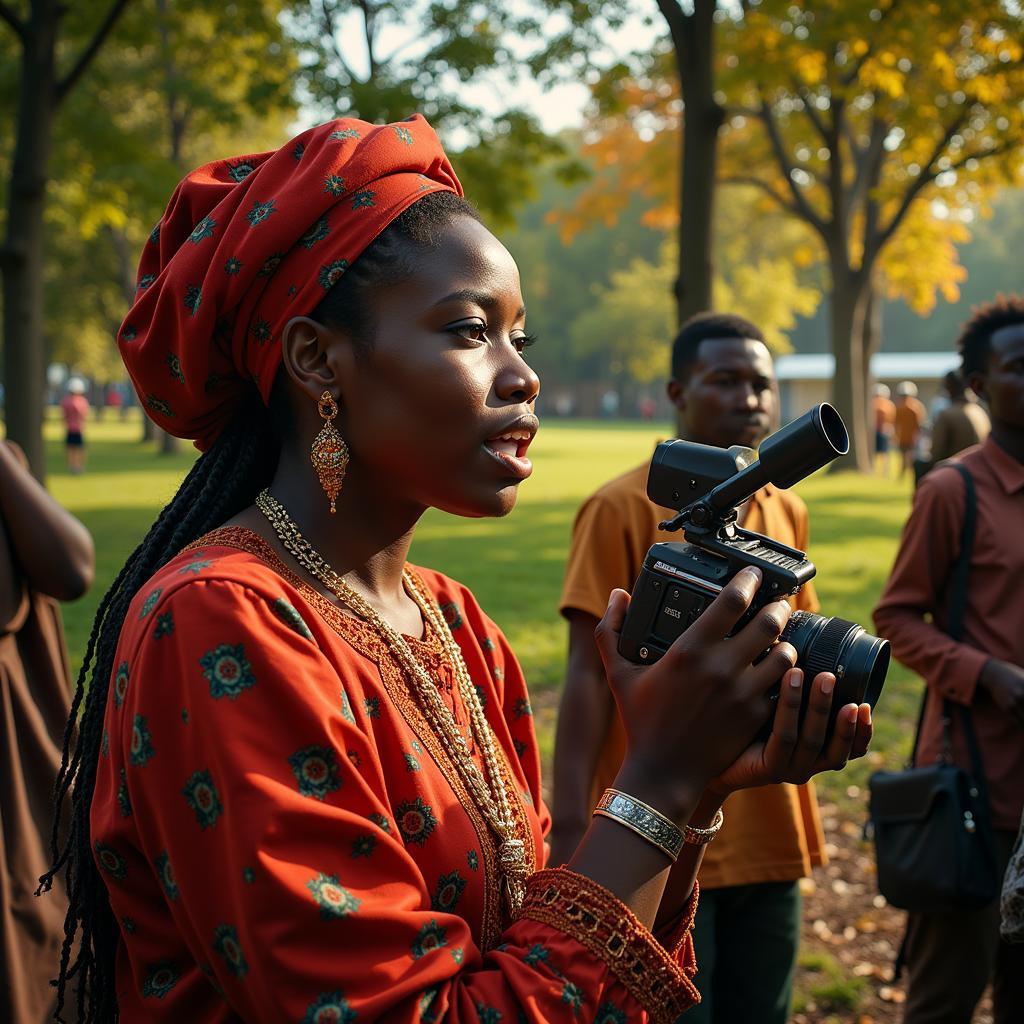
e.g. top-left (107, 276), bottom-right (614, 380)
top-left (91, 528), bottom-right (699, 1022)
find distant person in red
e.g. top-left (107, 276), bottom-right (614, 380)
top-left (104, 384), bottom-right (123, 420)
top-left (60, 378), bottom-right (89, 474)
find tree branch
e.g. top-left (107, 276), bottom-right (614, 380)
top-left (380, 32), bottom-right (426, 68)
top-left (757, 90), bottom-right (827, 236)
top-left (725, 104), bottom-right (762, 120)
top-left (655, 0), bottom-right (688, 36)
top-left (840, 114), bottom-right (860, 164)
top-left (848, 117), bottom-right (887, 214)
top-left (874, 112), bottom-right (966, 248)
top-left (0, 1), bottom-right (25, 41)
top-left (792, 77), bottom-right (831, 146)
top-left (356, 0), bottom-right (377, 80)
top-left (319, 0), bottom-right (359, 85)
top-left (655, 0), bottom-right (690, 78)
top-left (943, 138), bottom-right (1017, 174)
top-left (719, 175), bottom-right (798, 215)
top-left (57, 0), bottom-right (131, 102)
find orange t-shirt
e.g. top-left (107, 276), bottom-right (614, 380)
top-left (873, 396), bottom-right (896, 433)
top-left (559, 460), bottom-right (826, 890)
top-left (894, 396), bottom-right (926, 448)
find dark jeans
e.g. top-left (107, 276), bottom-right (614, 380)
top-left (680, 880), bottom-right (801, 1024)
top-left (903, 829), bottom-right (1024, 1024)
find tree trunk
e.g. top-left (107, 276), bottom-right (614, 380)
top-left (112, 214), bottom-right (179, 454)
top-left (828, 269), bottom-right (872, 473)
top-left (2, 0), bottom-right (129, 477)
top-left (663, 0), bottom-right (723, 326)
top-left (153, 0), bottom-right (182, 457)
top-left (112, 225), bottom-right (162, 447)
top-left (860, 280), bottom-right (882, 412)
top-left (1, 3), bottom-right (59, 481)
top-left (160, 426), bottom-right (180, 454)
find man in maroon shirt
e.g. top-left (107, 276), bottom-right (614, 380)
top-left (874, 294), bottom-right (1024, 1024)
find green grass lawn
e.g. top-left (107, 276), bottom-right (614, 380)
top-left (42, 411), bottom-right (921, 808)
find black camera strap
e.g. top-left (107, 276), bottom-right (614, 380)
top-left (906, 462), bottom-right (987, 793)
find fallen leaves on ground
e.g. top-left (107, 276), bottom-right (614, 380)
top-left (793, 796), bottom-right (993, 1023)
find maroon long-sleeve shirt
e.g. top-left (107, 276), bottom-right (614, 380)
top-left (873, 436), bottom-right (1024, 830)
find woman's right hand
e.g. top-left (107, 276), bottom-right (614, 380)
top-left (592, 566), bottom-right (797, 823)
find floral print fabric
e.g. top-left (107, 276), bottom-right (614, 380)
top-left (91, 528), bottom-right (698, 1021)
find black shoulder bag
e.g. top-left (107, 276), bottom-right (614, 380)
top-left (867, 463), bottom-right (999, 917)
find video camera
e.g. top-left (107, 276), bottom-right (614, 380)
top-left (618, 403), bottom-right (889, 733)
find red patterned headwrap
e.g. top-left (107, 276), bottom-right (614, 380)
top-left (118, 115), bottom-right (462, 450)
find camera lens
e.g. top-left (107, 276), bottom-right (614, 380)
top-left (780, 611), bottom-right (889, 731)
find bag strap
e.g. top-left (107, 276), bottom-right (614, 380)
top-left (941, 465), bottom-right (990, 796)
top-left (908, 463), bottom-right (980, 773)
top-left (945, 463), bottom-right (975, 643)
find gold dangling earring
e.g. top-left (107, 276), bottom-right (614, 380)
top-left (310, 390), bottom-right (349, 514)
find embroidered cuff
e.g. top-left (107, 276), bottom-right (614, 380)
top-left (519, 868), bottom-right (700, 1023)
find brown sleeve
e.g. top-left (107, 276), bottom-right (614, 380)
top-left (0, 441), bottom-right (30, 634)
top-left (560, 489), bottom-right (646, 622)
top-left (872, 466), bottom-right (989, 704)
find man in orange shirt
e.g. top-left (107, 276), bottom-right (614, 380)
top-left (874, 383), bottom-right (897, 476)
top-left (551, 312), bottom-right (825, 1024)
top-left (893, 380), bottom-right (927, 478)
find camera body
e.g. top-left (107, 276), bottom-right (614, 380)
top-left (618, 404), bottom-right (889, 716)
top-left (616, 534), bottom-right (814, 666)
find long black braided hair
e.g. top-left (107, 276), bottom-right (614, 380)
top-left (41, 189), bottom-right (479, 1023)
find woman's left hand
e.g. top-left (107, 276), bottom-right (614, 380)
top-left (706, 668), bottom-right (873, 797)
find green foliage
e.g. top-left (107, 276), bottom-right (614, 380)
top-left (569, 245), bottom-right (676, 383)
top-left (35, 0), bottom-right (297, 379)
top-left (563, 212), bottom-right (821, 379)
top-left (498, 149), bottom-right (667, 389)
top-left (283, 0), bottom-right (585, 225)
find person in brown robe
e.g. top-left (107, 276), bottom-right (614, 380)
top-left (1, 440), bottom-right (94, 1023)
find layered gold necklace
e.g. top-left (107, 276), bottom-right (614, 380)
top-left (255, 489), bottom-right (529, 917)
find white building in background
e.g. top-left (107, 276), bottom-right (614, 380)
top-left (774, 351), bottom-right (961, 422)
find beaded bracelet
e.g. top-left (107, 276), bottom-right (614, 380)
top-left (682, 807), bottom-right (724, 846)
top-left (593, 789), bottom-right (685, 862)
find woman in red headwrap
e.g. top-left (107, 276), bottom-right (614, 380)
top-left (43, 117), bottom-right (872, 1024)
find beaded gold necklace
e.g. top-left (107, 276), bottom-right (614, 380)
top-left (255, 489), bottom-right (529, 916)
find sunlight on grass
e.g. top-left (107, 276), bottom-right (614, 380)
top-left (793, 949), bottom-right (867, 1016)
top-left (43, 413), bottom-right (920, 810)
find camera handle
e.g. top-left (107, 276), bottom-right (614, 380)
top-left (659, 499), bottom-right (738, 536)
